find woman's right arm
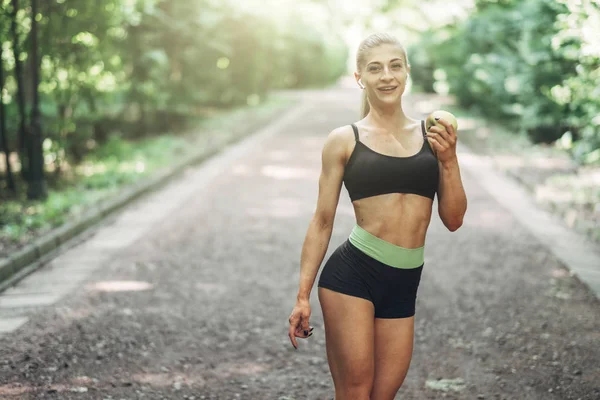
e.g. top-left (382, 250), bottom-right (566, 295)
top-left (296, 127), bottom-right (348, 302)
top-left (288, 127), bottom-right (348, 349)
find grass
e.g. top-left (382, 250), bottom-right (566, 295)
top-left (0, 94), bottom-right (295, 254)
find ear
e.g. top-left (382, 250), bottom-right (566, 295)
top-left (354, 72), bottom-right (364, 89)
top-left (407, 64), bottom-right (411, 76)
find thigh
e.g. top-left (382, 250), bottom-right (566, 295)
top-left (370, 316), bottom-right (415, 400)
top-left (318, 287), bottom-right (375, 395)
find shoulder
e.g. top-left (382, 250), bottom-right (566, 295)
top-left (327, 124), bottom-right (355, 143)
top-left (323, 125), bottom-right (356, 155)
top-left (321, 125), bottom-right (356, 165)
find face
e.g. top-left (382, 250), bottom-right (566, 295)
top-left (355, 44), bottom-right (410, 106)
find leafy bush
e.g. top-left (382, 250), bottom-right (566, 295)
top-left (408, 0), bottom-right (600, 164)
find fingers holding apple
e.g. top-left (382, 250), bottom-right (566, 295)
top-left (425, 110), bottom-right (459, 163)
top-left (425, 110), bottom-right (458, 133)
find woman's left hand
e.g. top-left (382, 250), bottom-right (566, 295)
top-left (426, 118), bottom-right (458, 164)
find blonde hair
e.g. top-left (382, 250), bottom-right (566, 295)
top-left (356, 33), bottom-right (409, 118)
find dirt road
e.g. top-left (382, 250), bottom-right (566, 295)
top-left (0, 88), bottom-right (598, 400)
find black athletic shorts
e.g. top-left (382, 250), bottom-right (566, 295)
top-left (317, 239), bottom-right (423, 318)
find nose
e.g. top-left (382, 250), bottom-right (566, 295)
top-left (380, 66), bottom-right (393, 81)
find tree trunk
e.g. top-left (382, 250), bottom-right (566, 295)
top-left (26, 0), bottom-right (47, 200)
top-left (129, 24), bottom-right (147, 137)
top-left (0, 43), bottom-right (16, 192)
top-left (10, 0), bottom-right (30, 181)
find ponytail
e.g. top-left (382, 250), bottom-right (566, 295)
top-left (360, 90), bottom-right (370, 118)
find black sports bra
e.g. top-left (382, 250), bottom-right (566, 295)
top-left (343, 120), bottom-right (439, 202)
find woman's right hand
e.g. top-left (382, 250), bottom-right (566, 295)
top-left (288, 299), bottom-right (313, 349)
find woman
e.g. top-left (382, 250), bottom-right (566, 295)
top-left (287, 32), bottom-right (467, 399)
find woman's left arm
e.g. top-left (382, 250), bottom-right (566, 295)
top-left (425, 118), bottom-right (468, 232)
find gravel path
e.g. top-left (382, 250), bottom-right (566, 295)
top-left (0, 88), bottom-right (598, 400)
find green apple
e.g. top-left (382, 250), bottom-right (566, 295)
top-left (426, 110), bottom-right (458, 133)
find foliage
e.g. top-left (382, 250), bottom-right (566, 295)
top-left (407, 0), bottom-right (600, 164)
top-left (0, 0), bottom-right (347, 169)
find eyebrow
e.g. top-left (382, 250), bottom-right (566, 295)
top-left (367, 58), bottom-right (403, 66)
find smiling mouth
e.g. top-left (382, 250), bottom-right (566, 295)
top-left (378, 86), bottom-right (398, 92)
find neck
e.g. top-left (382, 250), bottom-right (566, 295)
top-left (365, 100), bottom-right (415, 134)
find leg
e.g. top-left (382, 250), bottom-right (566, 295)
top-left (370, 316), bottom-right (415, 400)
top-left (318, 287), bottom-right (375, 400)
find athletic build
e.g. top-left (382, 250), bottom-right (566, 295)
top-left (288, 33), bottom-right (468, 400)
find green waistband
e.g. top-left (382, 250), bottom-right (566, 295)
top-left (348, 224), bottom-right (424, 269)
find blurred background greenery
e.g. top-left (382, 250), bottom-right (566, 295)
top-left (0, 0), bottom-right (348, 184)
top-left (0, 0), bottom-right (599, 251)
top-left (404, 0), bottom-right (600, 165)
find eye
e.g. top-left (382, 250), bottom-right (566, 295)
top-left (368, 65), bottom-right (381, 72)
top-left (392, 63), bottom-right (403, 69)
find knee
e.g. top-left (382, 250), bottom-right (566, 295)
top-left (336, 387), bottom-right (371, 400)
top-left (370, 374), bottom-right (408, 400)
top-left (335, 374), bottom-right (373, 400)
